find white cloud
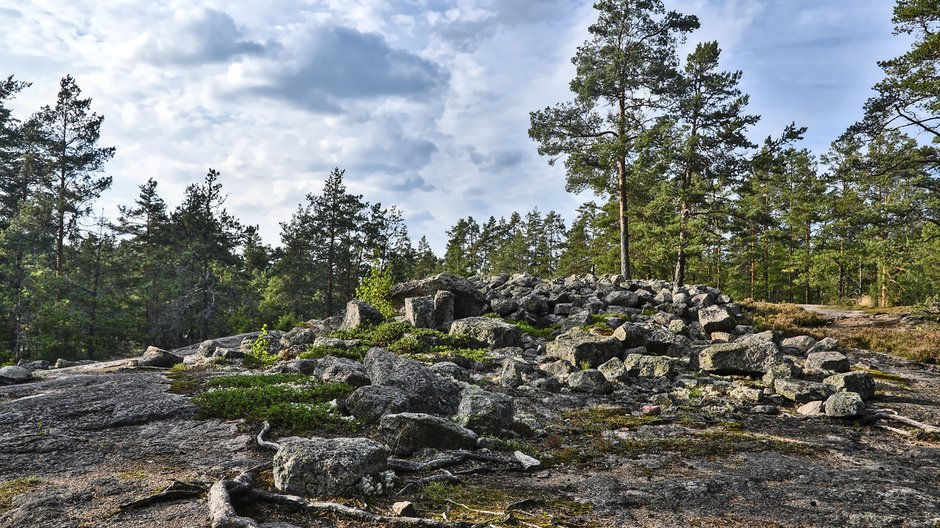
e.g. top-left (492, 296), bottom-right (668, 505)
top-left (0, 0), bottom-right (909, 252)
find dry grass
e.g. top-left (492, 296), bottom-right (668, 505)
top-left (742, 300), bottom-right (940, 364)
top-left (834, 327), bottom-right (940, 364)
top-left (739, 301), bottom-right (828, 337)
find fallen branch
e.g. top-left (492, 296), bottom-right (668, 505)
top-left (388, 450), bottom-right (510, 474)
top-left (398, 470), bottom-right (461, 494)
top-left (119, 480), bottom-right (206, 511)
top-left (248, 488), bottom-right (457, 527)
top-left (256, 421), bottom-right (281, 451)
top-left (871, 409), bottom-right (940, 434)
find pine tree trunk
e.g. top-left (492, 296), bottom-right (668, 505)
top-left (618, 159), bottom-right (630, 279)
top-left (804, 220), bottom-right (811, 304)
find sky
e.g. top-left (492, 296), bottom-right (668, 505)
top-left (0, 0), bottom-right (911, 252)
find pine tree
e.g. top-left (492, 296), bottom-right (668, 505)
top-left (530, 0), bottom-right (698, 279)
top-left (33, 75), bottom-right (115, 279)
top-left (669, 41), bottom-right (759, 286)
top-left (168, 169), bottom-right (245, 342)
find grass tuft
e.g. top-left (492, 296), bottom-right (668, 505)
top-left (0, 477), bottom-right (41, 514)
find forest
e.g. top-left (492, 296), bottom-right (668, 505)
top-left (1, 0), bottom-right (938, 362)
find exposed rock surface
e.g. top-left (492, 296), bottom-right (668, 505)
top-left (449, 316), bottom-right (522, 348)
top-left (698, 341), bottom-right (781, 375)
top-left (138, 346), bottom-right (184, 368)
top-left (311, 356), bottom-right (370, 386)
top-left (343, 385), bottom-right (410, 423)
top-left (273, 437), bottom-right (390, 497)
top-left (389, 273), bottom-right (487, 318)
top-left (455, 386), bottom-right (514, 435)
top-left (0, 365), bottom-right (32, 384)
top-left (377, 412), bottom-right (478, 456)
top-left (339, 300), bottom-right (385, 330)
top-left (548, 330), bottom-right (621, 368)
top-left (363, 347), bottom-right (460, 415)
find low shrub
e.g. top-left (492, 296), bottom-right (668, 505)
top-left (192, 377), bottom-right (356, 433)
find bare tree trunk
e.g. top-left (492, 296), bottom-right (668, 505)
top-left (618, 159), bottom-right (630, 279)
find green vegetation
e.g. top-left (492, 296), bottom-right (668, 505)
top-left (243, 325), bottom-right (279, 367)
top-left (913, 295), bottom-right (940, 322)
top-left (563, 407), bottom-right (663, 431)
top-left (329, 321), bottom-right (412, 345)
top-left (205, 373), bottom-right (311, 388)
top-left (300, 344), bottom-right (368, 361)
top-left (487, 315), bottom-right (561, 340)
top-left (318, 322), bottom-right (488, 364)
top-left (354, 262), bottom-right (395, 318)
top-left (192, 376), bottom-right (355, 433)
top-left (0, 477), bottom-right (41, 514)
top-left (545, 407), bottom-right (814, 467)
top-left (2, 0), bottom-right (938, 365)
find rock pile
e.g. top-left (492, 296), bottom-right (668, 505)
top-left (181, 272), bottom-right (888, 507)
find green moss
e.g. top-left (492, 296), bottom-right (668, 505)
top-left (0, 477), bottom-right (41, 514)
top-left (564, 407), bottom-right (663, 431)
top-left (414, 482), bottom-right (597, 527)
top-left (501, 318), bottom-right (561, 340)
top-left (330, 321), bottom-right (413, 345)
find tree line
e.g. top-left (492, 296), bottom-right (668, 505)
top-left (0, 76), bottom-right (433, 361)
top-left (2, 0), bottom-right (938, 362)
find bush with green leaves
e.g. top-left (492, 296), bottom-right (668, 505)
top-left (355, 262), bottom-right (395, 318)
top-left (242, 324), bottom-right (279, 367)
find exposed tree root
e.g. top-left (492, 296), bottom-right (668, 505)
top-left (208, 464), bottom-right (270, 528)
top-left (118, 480), bottom-right (206, 511)
top-left (388, 450), bottom-right (510, 474)
top-left (871, 408), bottom-right (940, 434)
top-left (256, 421), bottom-right (281, 451)
top-left (208, 462), bottom-right (459, 527)
top-left (247, 488), bottom-right (458, 527)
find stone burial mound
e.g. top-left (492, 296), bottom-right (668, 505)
top-left (2, 273), bottom-right (939, 527)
